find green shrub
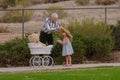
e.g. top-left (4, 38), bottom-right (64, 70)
top-left (1, 0), bottom-right (31, 7)
top-left (95, 0), bottom-right (118, 5)
top-left (31, 0), bottom-right (69, 4)
top-left (112, 21), bottom-right (120, 50)
top-left (43, 5), bottom-right (67, 19)
top-left (0, 4), bottom-right (8, 9)
top-left (15, 0), bottom-right (31, 7)
top-left (52, 18), bottom-right (114, 64)
top-left (0, 18), bottom-right (114, 67)
top-left (52, 43), bottom-right (63, 64)
top-left (75, 0), bottom-right (90, 5)
top-left (0, 10), bottom-right (33, 23)
top-left (0, 38), bottom-right (30, 67)
top-left (51, 31), bottom-right (63, 64)
top-left (71, 35), bottom-right (87, 63)
top-left (68, 18), bottom-right (113, 59)
top-left (48, 0), bottom-right (69, 3)
top-left (2, 0), bottom-right (16, 7)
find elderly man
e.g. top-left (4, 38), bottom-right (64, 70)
top-left (40, 13), bottom-right (61, 45)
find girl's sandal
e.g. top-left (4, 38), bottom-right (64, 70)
top-left (63, 64), bottom-right (69, 67)
top-left (69, 64), bottom-right (72, 66)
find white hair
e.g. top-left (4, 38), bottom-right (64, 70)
top-left (51, 13), bottom-right (58, 19)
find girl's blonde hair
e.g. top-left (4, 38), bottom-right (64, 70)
top-left (60, 27), bottom-right (73, 41)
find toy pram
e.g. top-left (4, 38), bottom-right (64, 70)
top-left (28, 43), bottom-right (54, 67)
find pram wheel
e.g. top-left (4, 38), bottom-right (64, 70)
top-left (33, 56), bottom-right (42, 67)
top-left (43, 56), bottom-right (54, 66)
top-left (29, 56), bottom-right (34, 67)
top-left (29, 56), bottom-right (42, 67)
top-left (28, 43), bottom-right (54, 67)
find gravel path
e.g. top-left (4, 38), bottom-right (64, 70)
top-left (0, 63), bottom-right (120, 73)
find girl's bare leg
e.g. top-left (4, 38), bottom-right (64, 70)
top-left (66, 55), bottom-right (69, 65)
top-left (68, 55), bottom-right (72, 65)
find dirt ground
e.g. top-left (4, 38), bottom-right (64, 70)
top-left (0, 33), bottom-right (21, 43)
top-left (107, 51), bottom-right (120, 63)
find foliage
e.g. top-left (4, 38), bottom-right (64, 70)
top-left (43, 5), bottom-right (67, 19)
top-left (95, 0), bottom-right (118, 5)
top-left (2, 0), bottom-right (16, 7)
top-left (112, 21), bottom-right (120, 50)
top-left (69, 18), bottom-right (113, 59)
top-left (15, 0), bottom-right (31, 7)
top-left (48, 0), bottom-right (69, 3)
top-left (0, 18), bottom-right (115, 66)
top-left (1, 0), bottom-right (31, 7)
top-left (52, 18), bottom-right (114, 64)
top-left (0, 38), bottom-right (30, 67)
top-left (31, 0), bottom-right (69, 4)
top-left (75, 0), bottom-right (90, 5)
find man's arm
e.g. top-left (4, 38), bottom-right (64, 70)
top-left (45, 19), bottom-right (60, 32)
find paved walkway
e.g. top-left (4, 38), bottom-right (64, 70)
top-left (0, 63), bottom-right (120, 73)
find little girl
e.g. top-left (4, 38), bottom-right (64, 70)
top-left (57, 27), bottom-right (74, 66)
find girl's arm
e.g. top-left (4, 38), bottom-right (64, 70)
top-left (57, 40), bottom-right (63, 44)
top-left (57, 38), bottom-right (68, 45)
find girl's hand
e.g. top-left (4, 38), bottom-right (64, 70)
top-left (57, 40), bottom-right (62, 44)
top-left (59, 26), bottom-right (64, 31)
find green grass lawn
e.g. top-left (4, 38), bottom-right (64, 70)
top-left (0, 67), bottom-right (120, 80)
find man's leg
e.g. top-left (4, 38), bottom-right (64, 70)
top-left (40, 31), bottom-right (47, 44)
top-left (47, 33), bottom-right (53, 45)
top-left (47, 34), bottom-right (54, 65)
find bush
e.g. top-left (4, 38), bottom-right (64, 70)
top-left (43, 5), bottom-right (67, 19)
top-left (0, 19), bottom-right (114, 67)
top-left (1, 0), bottom-right (31, 7)
top-left (48, 0), bottom-right (69, 3)
top-left (31, 0), bottom-right (69, 4)
top-left (0, 9), bottom-right (33, 23)
top-left (112, 21), bottom-right (120, 50)
top-left (2, 0), bottom-right (16, 7)
top-left (0, 38), bottom-right (30, 67)
top-left (15, 0), bottom-right (31, 7)
top-left (52, 18), bottom-right (114, 64)
top-left (0, 4), bottom-right (8, 9)
top-left (75, 0), bottom-right (90, 5)
top-left (68, 18), bottom-right (114, 59)
top-left (95, 0), bottom-right (118, 5)
top-left (0, 26), bottom-right (10, 33)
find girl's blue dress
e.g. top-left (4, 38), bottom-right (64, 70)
top-left (62, 39), bottom-right (74, 56)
